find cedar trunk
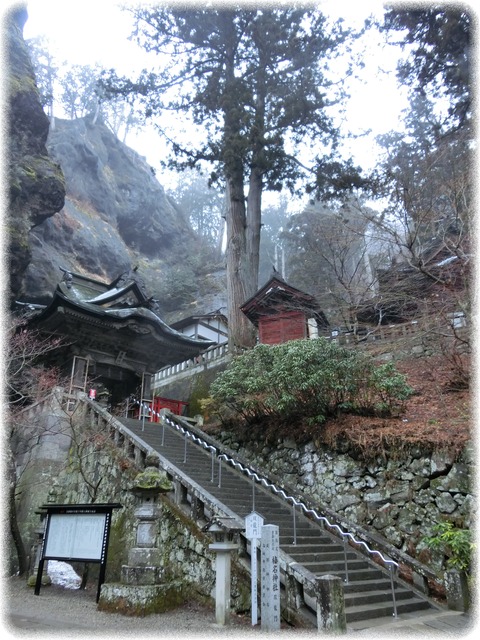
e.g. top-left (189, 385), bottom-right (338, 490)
top-left (225, 180), bottom-right (257, 350)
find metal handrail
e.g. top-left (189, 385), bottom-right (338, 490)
top-left (132, 401), bottom-right (218, 483)
top-left (217, 454), bottom-right (399, 575)
top-left (130, 401), bottom-right (399, 616)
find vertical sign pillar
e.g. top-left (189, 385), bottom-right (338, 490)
top-left (245, 511), bottom-right (264, 626)
top-left (261, 524), bottom-right (281, 631)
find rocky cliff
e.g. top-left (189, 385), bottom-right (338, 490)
top-left (20, 115), bottom-right (199, 305)
top-left (6, 7), bottom-right (226, 319)
top-left (6, 5), bottom-right (66, 299)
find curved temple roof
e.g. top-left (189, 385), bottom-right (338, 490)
top-left (16, 269), bottom-right (215, 373)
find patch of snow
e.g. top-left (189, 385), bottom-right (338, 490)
top-left (47, 560), bottom-right (81, 589)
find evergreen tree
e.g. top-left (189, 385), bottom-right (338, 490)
top-left (382, 7), bottom-right (472, 129)
top-left (104, 6), bottom-right (358, 347)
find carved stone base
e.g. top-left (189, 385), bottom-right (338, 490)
top-left (98, 581), bottom-right (186, 616)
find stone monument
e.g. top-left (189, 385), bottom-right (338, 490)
top-left (98, 453), bottom-right (186, 615)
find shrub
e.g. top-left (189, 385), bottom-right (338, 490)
top-left (423, 522), bottom-right (474, 575)
top-left (208, 338), bottom-right (412, 426)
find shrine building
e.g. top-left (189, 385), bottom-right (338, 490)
top-left (15, 268), bottom-right (215, 409)
top-left (240, 272), bottom-right (329, 345)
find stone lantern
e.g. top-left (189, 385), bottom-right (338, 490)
top-left (98, 452), bottom-right (185, 615)
top-left (122, 452), bottom-right (172, 586)
top-left (205, 516), bottom-right (244, 626)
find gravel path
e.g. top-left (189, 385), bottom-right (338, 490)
top-left (2, 576), bottom-right (474, 638)
top-left (2, 577), bottom-right (302, 638)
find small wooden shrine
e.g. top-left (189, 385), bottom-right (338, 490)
top-left (15, 268), bottom-right (215, 407)
top-left (240, 272), bottom-right (329, 345)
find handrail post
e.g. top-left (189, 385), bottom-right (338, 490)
top-left (389, 563), bottom-right (398, 617)
top-left (145, 406), bottom-right (402, 605)
top-left (343, 537), bottom-right (349, 584)
top-left (293, 502), bottom-right (297, 545)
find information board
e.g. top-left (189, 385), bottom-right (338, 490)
top-left (34, 503), bottom-right (122, 602)
top-left (44, 513), bottom-right (107, 560)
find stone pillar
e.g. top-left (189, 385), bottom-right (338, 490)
top-left (209, 539), bottom-right (237, 625)
top-left (315, 574), bottom-right (346, 634)
top-left (190, 495), bottom-right (205, 521)
top-left (122, 496), bottom-right (163, 586)
top-left (173, 479), bottom-right (187, 506)
top-left (206, 518), bottom-right (243, 626)
top-left (285, 572), bottom-right (304, 613)
top-left (260, 524), bottom-right (281, 631)
top-left (445, 569), bottom-right (471, 612)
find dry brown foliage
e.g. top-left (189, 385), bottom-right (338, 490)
top-left (320, 355), bottom-right (471, 458)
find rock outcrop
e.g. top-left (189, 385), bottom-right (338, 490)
top-left (5, 6), bottom-right (226, 318)
top-left (6, 5), bottom-right (66, 301)
top-left (19, 115), bottom-right (198, 304)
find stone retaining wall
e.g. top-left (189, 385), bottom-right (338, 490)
top-left (14, 397), bottom-right (250, 611)
top-left (217, 432), bottom-right (474, 573)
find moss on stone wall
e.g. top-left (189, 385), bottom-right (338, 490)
top-left (15, 403), bottom-right (250, 610)
top-left (98, 581), bottom-right (188, 616)
top-left (106, 510), bottom-right (132, 581)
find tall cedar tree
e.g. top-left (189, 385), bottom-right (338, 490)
top-left (106, 7), bottom-right (355, 348)
top-left (382, 8), bottom-right (472, 129)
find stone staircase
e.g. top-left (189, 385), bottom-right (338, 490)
top-left (118, 414), bottom-right (441, 629)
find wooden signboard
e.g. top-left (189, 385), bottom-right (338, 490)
top-left (34, 503), bottom-right (122, 602)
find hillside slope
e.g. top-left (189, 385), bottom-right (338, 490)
top-left (321, 355), bottom-right (471, 455)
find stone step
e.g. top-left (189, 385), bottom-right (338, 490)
top-left (283, 550), bottom-right (360, 563)
top-left (282, 543), bottom-right (347, 555)
top-left (120, 416), bottom-right (438, 628)
top-left (301, 558), bottom-right (370, 573)
top-left (344, 587), bottom-right (419, 607)
top-left (344, 597), bottom-right (432, 622)
top-left (313, 566), bottom-right (387, 582)
top-left (280, 532), bottom-right (336, 545)
top-left (343, 577), bottom-right (393, 593)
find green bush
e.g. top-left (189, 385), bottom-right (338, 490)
top-left (209, 338), bottom-right (413, 426)
top-left (423, 522), bottom-right (474, 575)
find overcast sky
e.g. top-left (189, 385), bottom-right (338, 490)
top-left (10, 0), bottom-right (411, 191)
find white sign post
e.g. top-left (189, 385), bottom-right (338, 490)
top-left (261, 524), bottom-right (281, 632)
top-left (245, 511), bottom-right (264, 626)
